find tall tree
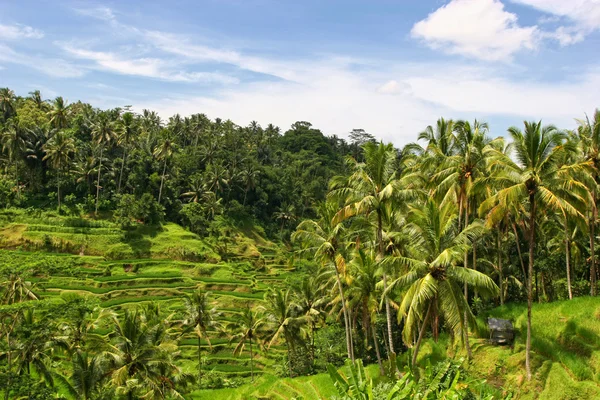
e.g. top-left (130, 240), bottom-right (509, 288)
top-left (331, 141), bottom-right (414, 359)
top-left (480, 121), bottom-right (587, 379)
top-left (228, 305), bottom-right (265, 382)
top-left (43, 131), bottom-right (75, 209)
top-left (577, 109), bottom-right (600, 296)
top-left (47, 97), bottom-right (70, 129)
top-left (293, 201), bottom-right (355, 361)
top-left (91, 113), bottom-right (118, 215)
top-left (386, 198), bottom-right (497, 365)
top-left (182, 290), bottom-right (220, 384)
top-left (153, 137), bottom-right (174, 204)
top-left (116, 112), bottom-right (137, 194)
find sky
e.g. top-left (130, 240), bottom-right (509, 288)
top-left (1, 0), bottom-right (600, 145)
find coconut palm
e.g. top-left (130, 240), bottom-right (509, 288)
top-left (153, 137), bottom-right (174, 204)
top-left (43, 131), bottom-right (75, 210)
top-left (292, 274), bottom-right (326, 366)
top-left (47, 96), bottom-right (71, 129)
top-left (106, 309), bottom-right (184, 399)
top-left (346, 249), bottom-right (385, 375)
top-left (386, 198), bottom-right (498, 366)
top-left (576, 109), bottom-right (600, 296)
top-left (28, 90), bottom-right (47, 110)
top-left (57, 351), bottom-right (106, 400)
top-left (228, 305), bottom-right (265, 382)
top-left (91, 112), bottom-right (118, 215)
top-left (182, 290), bottom-right (220, 383)
top-left (330, 141), bottom-right (416, 358)
top-left (0, 87), bottom-right (16, 121)
top-left (116, 112), bottom-right (138, 193)
top-left (263, 288), bottom-right (307, 377)
top-left (479, 121), bottom-right (588, 379)
top-left (1, 123), bottom-right (25, 197)
top-left (292, 201), bottom-right (354, 361)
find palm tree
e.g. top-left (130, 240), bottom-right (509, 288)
top-left (263, 288), bottom-right (306, 377)
top-left (418, 117), bottom-right (456, 158)
top-left (1, 274), bottom-right (38, 305)
top-left (28, 90), bottom-right (46, 110)
top-left (116, 112), bottom-right (137, 193)
top-left (182, 290), bottom-right (220, 383)
top-left (107, 309), bottom-right (183, 399)
top-left (434, 119), bottom-right (491, 355)
top-left (47, 96), bottom-right (71, 129)
top-left (228, 305), bottom-right (265, 382)
top-left (480, 121), bottom-right (588, 380)
top-left (182, 175), bottom-right (212, 203)
top-left (386, 198), bottom-right (498, 366)
top-left (0, 87), bottom-right (16, 121)
top-left (292, 275), bottom-right (326, 366)
top-left (346, 249), bottom-right (385, 375)
top-left (240, 162), bottom-right (260, 205)
top-left (292, 201), bottom-right (354, 361)
top-left (43, 131), bottom-right (75, 210)
top-left (58, 351), bottom-right (106, 400)
top-left (1, 123), bottom-right (25, 198)
top-left (577, 110), bottom-right (600, 296)
top-left (153, 137), bottom-right (174, 204)
top-left (91, 113), bottom-right (118, 215)
top-left (331, 141), bottom-right (415, 358)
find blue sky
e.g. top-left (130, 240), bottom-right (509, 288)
top-left (1, 0), bottom-right (599, 145)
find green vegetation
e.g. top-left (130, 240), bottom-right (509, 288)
top-left (1, 89), bottom-right (600, 398)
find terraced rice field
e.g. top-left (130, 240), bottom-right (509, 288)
top-left (0, 214), bottom-right (303, 384)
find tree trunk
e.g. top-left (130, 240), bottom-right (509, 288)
top-left (565, 216), bottom-right (573, 300)
top-left (198, 336), bottom-right (202, 384)
top-left (412, 301), bottom-right (433, 366)
top-left (377, 212), bottom-right (395, 358)
top-left (334, 266), bottom-right (354, 361)
top-left (512, 222), bottom-right (527, 279)
top-left (498, 230), bottom-right (504, 305)
top-left (526, 194), bottom-right (536, 381)
top-left (371, 320), bottom-right (384, 375)
top-left (158, 157), bottom-right (167, 203)
top-left (117, 149), bottom-right (127, 194)
top-left (15, 159), bottom-right (19, 199)
top-left (590, 209), bottom-right (597, 296)
top-left (463, 199), bottom-right (472, 359)
top-left (95, 146), bottom-right (103, 216)
top-left (250, 335), bottom-right (254, 382)
top-left (57, 169), bottom-right (61, 211)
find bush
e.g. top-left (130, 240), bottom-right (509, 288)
top-left (114, 193), bottom-right (164, 228)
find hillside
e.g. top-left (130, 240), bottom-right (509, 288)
top-left (1, 207), bottom-right (598, 400)
top-left (195, 298), bottom-right (600, 399)
top-left (0, 212), bottom-right (305, 389)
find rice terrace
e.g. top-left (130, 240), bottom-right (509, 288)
top-left (2, 0), bottom-right (600, 399)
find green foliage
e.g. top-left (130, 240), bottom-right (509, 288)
top-left (114, 193), bottom-right (164, 227)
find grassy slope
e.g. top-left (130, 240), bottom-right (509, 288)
top-left (196, 298), bottom-right (600, 400)
top-left (469, 297), bottom-right (600, 400)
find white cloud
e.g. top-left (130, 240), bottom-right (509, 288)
top-left (144, 30), bottom-right (302, 81)
top-left (73, 7), bottom-right (117, 23)
top-left (411, 0), bottom-right (538, 61)
top-left (0, 23), bottom-right (44, 40)
top-left (134, 60), bottom-right (600, 146)
top-left (0, 44), bottom-right (84, 78)
top-left (60, 44), bottom-right (239, 84)
top-left (377, 80), bottom-right (412, 95)
top-left (512, 0), bottom-right (600, 45)
top-left (511, 0), bottom-right (600, 30)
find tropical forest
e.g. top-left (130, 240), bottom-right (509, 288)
top-left (0, 87), bottom-right (600, 400)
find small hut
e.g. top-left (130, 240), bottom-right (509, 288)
top-left (488, 318), bottom-right (514, 345)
